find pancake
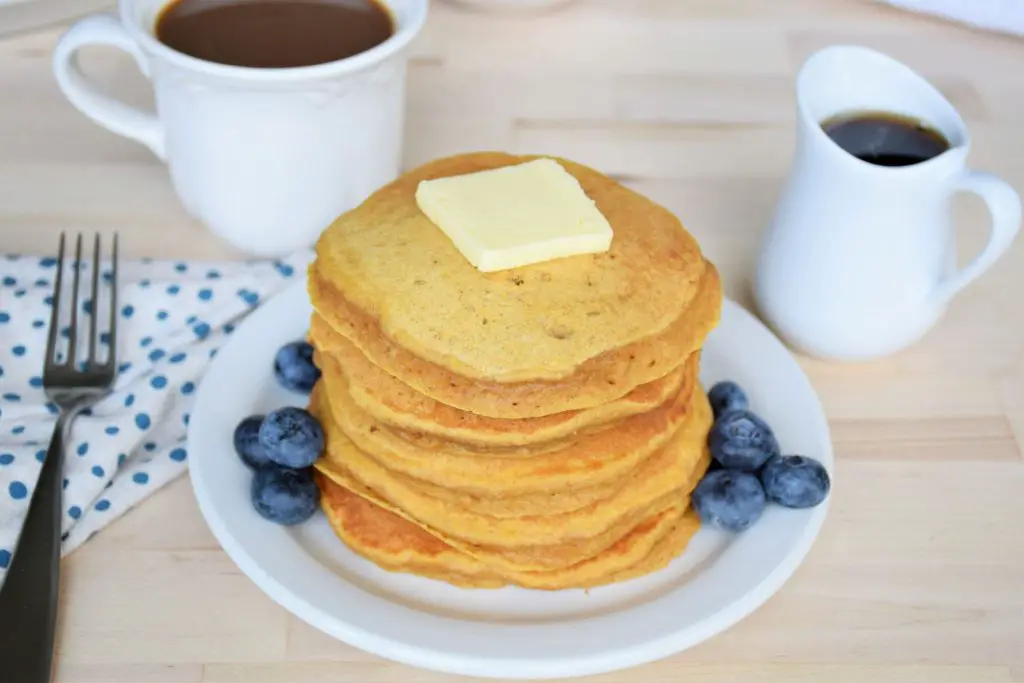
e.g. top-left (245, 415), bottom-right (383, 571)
top-left (318, 473), bottom-right (703, 590)
top-left (315, 353), bottom-right (703, 497)
top-left (313, 335), bottom-right (692, 448)
top-left (317, 453), bottom-right (699, 572)
top-left (604, 510), bottom-right (702, 585)
top-left (309, 263), bottom-right (721, 419)
top-left (305, 151), bottom-right (721, 588)
top-left (310, 386), bottom-right (712, 567)
top-left (309, 152), bottom-right (723, 419)
top-left (312, 153), bottom-right (714, 383)
top-left (316, 472), bottom-right (507, 589)
top-left (317, 380), bottom-right (711, 520)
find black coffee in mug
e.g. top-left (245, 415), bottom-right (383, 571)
top-left (821, 111), bottom-right (951, 167)
top-left (156, 0), bottom-right (394, 69)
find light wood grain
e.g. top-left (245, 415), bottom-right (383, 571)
top-left (1, 0), bottom-right (1023, 681)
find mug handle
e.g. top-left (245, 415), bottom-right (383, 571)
top-left (932, 170), bottom-right (1022, 304)
top-left (52, 13), bottom-right (166, 160)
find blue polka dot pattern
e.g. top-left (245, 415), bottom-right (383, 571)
top-left (237, 288), bottom-right (260, 305)
top-left (0, 251), bottom-right (308, 581)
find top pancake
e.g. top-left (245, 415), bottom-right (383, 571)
top-left (311, 152), bottom-right (720, 386)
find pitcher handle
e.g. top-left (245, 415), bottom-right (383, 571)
top-left (52, 13), bottom-right (166, 160)
top-left (932, 170), bottom-right (1021, 304)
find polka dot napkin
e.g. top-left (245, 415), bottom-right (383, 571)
top-left (0, 250), bottom-right (313, 586)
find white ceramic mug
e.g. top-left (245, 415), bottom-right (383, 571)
top-left (53, 0), bottom-right (428, 256)
top-left (755, 45), bottom-right (1021, 361)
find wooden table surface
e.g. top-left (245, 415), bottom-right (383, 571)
top-left (2, 1), bottom-right (1024, 681)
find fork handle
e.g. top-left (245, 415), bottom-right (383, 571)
top-left (0, 414), bottom-right (69, 683)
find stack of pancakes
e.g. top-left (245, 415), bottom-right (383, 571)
top-left (307, 152), bottom-right (723, 589)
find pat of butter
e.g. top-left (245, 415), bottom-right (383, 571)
top-left (415, 158), bottom-right (613, 272)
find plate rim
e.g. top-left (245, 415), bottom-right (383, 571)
top-left (188, 278), bottom-right (832, 680)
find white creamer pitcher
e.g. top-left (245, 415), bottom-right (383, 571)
top-left (754, 45), bottom-right (1021, 360)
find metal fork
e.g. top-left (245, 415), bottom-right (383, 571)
top-left (0, 233), bottom-right (118, 682)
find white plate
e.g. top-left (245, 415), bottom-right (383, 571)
top-left (188, 278), bottom-right (832, 680)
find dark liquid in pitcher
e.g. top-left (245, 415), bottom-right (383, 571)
top-left (156, 0), bottom-right (394, 69)
top-left (821, 111), bottom-right (951, 167)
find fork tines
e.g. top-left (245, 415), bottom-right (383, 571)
top-left (44, 233), bottom-right (119, 381)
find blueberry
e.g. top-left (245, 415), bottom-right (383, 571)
top-left (692, 469), bottom-right (766, 532)
top-left (258, 407), bottom-right (324, 469)
top-left (708, 380), bottom-right (748, 419)
top-left (233, 415), bottom-right (272, 469)
top-left (760, 455), bottom-right (831, 509)
top-left (251, 466), bottom-right (319, 525)
top-left (274, 341), bottom-right (320, 394)
top-left (708, 409), bottom-right (780, 472)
